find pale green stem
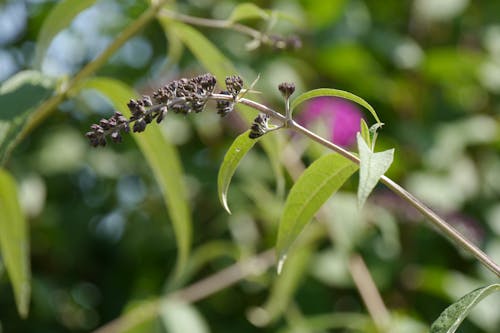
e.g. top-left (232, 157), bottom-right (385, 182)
top-left (235, 97), bottom-right (500, 278)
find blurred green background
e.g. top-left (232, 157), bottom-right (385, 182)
top-left (0, 0), bottom-right (499, 332)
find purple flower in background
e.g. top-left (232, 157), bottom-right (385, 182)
top-left (298, 97), bottom-right (362, 147)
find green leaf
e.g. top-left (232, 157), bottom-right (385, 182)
top-left (228, 3), bottom-right (270, 23)
top-left (218, 130), bottom-right (259, 214)
top-left (168, 21), bottom-right (237, 82)
top-left (238, 104), bottom-right (285, 198)
top-left (157, 15), bottom-right (184, 74)
top-left (276, 154), bottom-right (358, 264)
top-left (0, 168), bottom-right (30, 317)
top-left (430, 284), bottom-right (500, 333)
top-left (167, 20), bottom-right (285, 199)
top-left (360, 119), bottom-right (371, 148)
top-left (33, 0), bottom-right (98, 69)
top-left (290, 88), bottom-right (382, 124)
top-left (80, 77), bottom-right (191, 277)
top-left (357, 133), bottom-right (394, 208)
top-left (0, 70), bottom-right (55, 165)
top-left (259, 243), bottom-right (313, 324)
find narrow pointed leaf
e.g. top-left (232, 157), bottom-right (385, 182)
top-left (357, 133), bottom-right (394, 208)
top-left (33, 0), bottom-right (98, 69)
top-left (0, 168), bottom-right (30, 317)
top-left (261, 243), bottom-right (313, 323)
top-left (291, 88), bottom-right (381, 124)
top-left (167, 20), bottom-right (285, 197)
top-left (277, 154), bottom-right (358, 260)
top-left (168, 22), bottom-right (237, 82)
top-left (0, 71), bottom-right (55, 165)
top-left (157, 16), bottom-right (185, 73)
top-left (228, 3), bottom-right (270, 23)
top-left (360, 119), bottom-right (371, 148)
top-left (218, 130), bottom-right (259, 214)
top-left (430, 283), bottom-right (500, 333)
top-left (80, 78), bottom-right (191, 277)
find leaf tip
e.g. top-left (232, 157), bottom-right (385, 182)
top-left (220, 194), bottom-right (232, 215)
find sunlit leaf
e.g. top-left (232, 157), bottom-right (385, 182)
top-left (357, 133), bottom-right (394, 208)
top-left (157, 15), bottom-right (184, 73)
top-left (228, 3), bottom-right (270, 23)
top-left (430, 284), bottom-right (500, 333)
top-left (218, 130), bottom-right (259, 214)
top-left (276, 154), bottom-right (358, 264)
top-left (0, 168), bottom-right (30, 317)
top-left (0, 70), bottom-right (55, 165)
top-left (168, 21), bottom-right (237, 82)
top-left (33, 0), bottom-right (98, 69)
top-left (167, 20), bottom-right (285, 198)
top-left (80, 77), bottom-right (191, 277)
top-left (360, 119), bottom-right (371, 148)
top-left (160, 299), bottom-right (210, 333)
top-left (291, 88), bottom-right (381, 124)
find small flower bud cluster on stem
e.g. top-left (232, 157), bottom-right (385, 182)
top-left (216, 75), bottom-right (244, 117)
top-left (249, 113), bottom-right (271, 139)
top-left (278, 82), bottom-right (295, 99)
top-left (87, 73), bottom-right (245, 147)
top-left (267, 34), bottom-right (302, 50)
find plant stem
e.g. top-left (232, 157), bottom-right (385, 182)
top-left (348, 254), bottom-right (391, 332)
top-left (159, 8), bottom-right (264, 43)
top-left (92, 249), bottom-right (275, 333)
top-left (235, 97), bottom-right (500, 278)
top-left (3, 0), bottom-right (167, 165)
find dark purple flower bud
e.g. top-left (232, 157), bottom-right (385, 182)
top-left (156, 106), bottom-right (167, 124)
top-left (99, 119), bottom-right (110, 129)
top-left (278, 82), bottom-right (295, 98)
top-left (249, 113), bottom-right (270, 139)
top-left (142, 95), bottom-right (153, 106)
top-left (133, 118), bottom-right (147, 132)
top-left (110, 131), bottom-right (122, 143)
top-left (225, 75), bottom-right (244, 97)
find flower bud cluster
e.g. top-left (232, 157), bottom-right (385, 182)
top-left (278, 82), bottom-right (296, 98)
top-left (216, 75), bottom-right (245, 117)
top-left (153, 73), bottom-right (217, 114)
top-left (86, 112), bottom-right (129, 147)
top-left (86, 73), bottom-right (217, 147)
top-left (249, 113), bottom-right (271, 139)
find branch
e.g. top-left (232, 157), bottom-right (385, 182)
top-left (235, 97), bottom-right (500, 278)
top-left (92, 249), bottom-right (275, 333)
top-left (3, 0), bottom-right (168, 165)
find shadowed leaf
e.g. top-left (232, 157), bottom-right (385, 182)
top-left (0, 71), bottom-right (55, 165)
top-left (430, 284), bottom-right (500, 333)
top-left (218, 130), bottom-right (259, 214)
top-left (33, 0), bottom-right (98, 69)
top-left (357, 133), bottom-right (394, 208)
top-left (228, 3), bottom-right (270, 23)
top-left (0, 168), bottom-right (30, 317)
top-left (168, 20), bottom-right (285, 199)
top-left (80, 77), bottom-right (192, 278)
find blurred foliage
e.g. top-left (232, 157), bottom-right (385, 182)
top-left (0, 0), bottom-right (499, 332)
